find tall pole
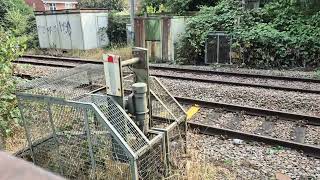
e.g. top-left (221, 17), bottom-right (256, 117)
top-left (129, 0), bottom-right (135, 44)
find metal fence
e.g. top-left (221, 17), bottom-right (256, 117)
top-left (16, 64), bottom-right (187, 179)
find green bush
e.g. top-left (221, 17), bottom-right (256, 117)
top-left (0, 29), bottom-right (26, 149)
top-left (177, 0), bottom-right (320, 69)
top-left (106, 14), bottom-right (129, 44)
top-left (0, 0), bottom-right (38, 48)
top-left (142, 0), bottom-right (218, 14)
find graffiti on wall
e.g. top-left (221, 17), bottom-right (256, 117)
top-left (37, 20), bottom-right (72, 48)
top-left (58, 21), bottom-right (72, 36)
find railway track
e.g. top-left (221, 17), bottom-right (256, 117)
top-left (17, 55), bottom-right (320, 94)
top-left (179, 97), bottom-right (320, 158)
top-left (15, 72), bottom-right (320, 157)
top-left (15, 55), bottom-right (320, 177)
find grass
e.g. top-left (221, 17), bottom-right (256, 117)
top-left (167, 147), bottom-right (236, 180)
top-left (5, 124), bottom-right (28, 153)
top-left (25, 44), bottom-right (133, 61)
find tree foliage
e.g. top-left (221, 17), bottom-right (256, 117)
top-left (0, 0), bottom-right (30, 148)
top-left (0, 0), bottom-right (37, 48)
top-left (106, 14), bottom-right (129, 44)
top-left (78, 0), bottom-right (125, 11)
top-left (0, 29), bottom-right (26, 148)
top-left (177, 0), bottom-right (320, 69)
top-left (142, 0), bottom-right (217, 13)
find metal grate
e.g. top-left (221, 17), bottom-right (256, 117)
top-left (205, 32), bottom-right (232, 64)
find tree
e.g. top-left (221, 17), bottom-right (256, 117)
top-left (142, 0), bottom-right (218, 13)
top-left (78, 0), bottom-right (125, 11)
top-left (0, 0), bottom-right (37, 48)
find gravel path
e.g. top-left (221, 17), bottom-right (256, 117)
top-left (191, 107), bottom-right (320, 146)
top-left (151, 69), bottom-right (320, 91)
top-left (151, 63), bottom-right (317, 79)
top-left (160, 78), bottom-right (320, 117)
top-left (188, 133), bottom-right (320, 179)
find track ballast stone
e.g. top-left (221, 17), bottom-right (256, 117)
top-left (188, 133), bottom-right (320, 179)
top-left (161, 78), bottom-right (320, 117)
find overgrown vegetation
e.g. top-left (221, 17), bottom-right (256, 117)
top-left (0, 30), bottom-right (26, 149)
top-left (0, 0), bottom-right (32, 149)
top-left (107, 14), bottom-right (129, 44)
top-left (0, 0), bottom-right (38, 48)
top-left (176, 0), bottom-right (320, 69)
top-left (142, 0), bottom-right (217, 13)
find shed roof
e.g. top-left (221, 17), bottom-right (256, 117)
top-left (34, 8), bottom-right (109, 15)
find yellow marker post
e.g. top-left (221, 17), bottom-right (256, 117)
top-left (186, 104), bottom-right (200, 120)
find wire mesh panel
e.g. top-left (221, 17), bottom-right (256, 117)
top-left (90, 95), bottom-right (150, 153)
top-left (150, 76), bottom-right (186, 123)
top-left (149, 77), bottom-right (187, 177)
top-left (16, 95), bottom-right (135, 180)
top-left (137, 135), bottom-right (166, 179)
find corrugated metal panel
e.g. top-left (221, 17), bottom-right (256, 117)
top-left (36, 15), bottom-right (50, 48)
top-left (162, 17), bottom-right (170, 61)
top-left (134, 18), bottom-right (144, 47)
top-left (56, 14), bottom-right (72, 49)
top-left (36, 11), bottom-right (109, 50)
top-left (46, 15), bottom-right (61, 48)
top-left (81, 13), bottom-right (98, 50)
top-left (68, 13), bottom-right (84, 49)
top-left (96, 15), bottom-right (109, 47)
top-left (134, 16), bottom-right (187, 63)
top-left (145, 19), bottom-right (160, 41)
top-left (146, 41), bottom-right (161, 60)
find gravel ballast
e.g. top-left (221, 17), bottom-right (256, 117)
top-left (151, 69), bottom-right (320, 91)
top-left (188, 133), bottom-right (320, 179)
top-left (151, 64), bottom-right (317, 79)
top-left (160, 78), bottom-right (320, 117)
top-left (191, 107), bottom-right (320, 146)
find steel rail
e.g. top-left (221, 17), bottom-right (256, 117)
top-left (15, 59), bottom-right (76, 68)
top-left (176, 96), bottom-right (320, 126)
top-left (21, 55), bottom-right (320, 83)
top-left (149, 65), bottom-right (320, 83)
top-left (188, 122), bottom-right (320, 158)
top-left (154, 74), bottom-right (320, 94)
top-left (17, 56), bottom-right (320, 94)
top-left (21, 54), bottom-right (101, 64)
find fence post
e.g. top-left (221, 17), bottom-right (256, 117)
top-left (83, 109), bottom-right (97, 179)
